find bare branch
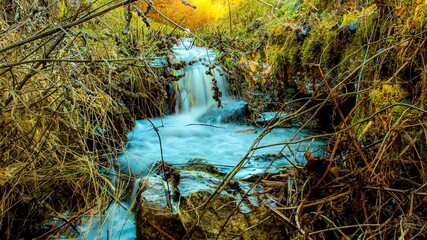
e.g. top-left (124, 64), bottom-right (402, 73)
top-left (181, 0), bottom-right (197, 9)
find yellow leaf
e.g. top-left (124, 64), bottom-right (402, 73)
top-left (248, 61), bottom-right (258, 72)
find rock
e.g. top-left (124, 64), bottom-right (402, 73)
top-left (184, 158), bottom-right (224, 176)
top-left (234, 127), bottom-right (257, 134)
top-left (337, 20), bottom-right (359, 40)
top-left (135, 191), bottom-right (290, 239)
top-left (247, 19), bottom-right (262, 32)
top-left (198, 101), bottom-right (249, 124)
top-left (296, 21), bottom-right (311, 41)
top-left (255, 112), bottom-right (292, 127)
top-left (135, 206), bottom-right (186, 240)
top-left (250, 153), bottom-right (279, 161)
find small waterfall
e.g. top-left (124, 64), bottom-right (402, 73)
top-left (173, 38), bottom-right (230, 113)
top-left (78, 38), bottom-right (325, 240)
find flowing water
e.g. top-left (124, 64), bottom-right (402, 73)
top-left (78, 39), bottom-right (325, 239)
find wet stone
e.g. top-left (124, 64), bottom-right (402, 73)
top-left (198, 101), bottom-right (249, 124)
top-left (183, 158), bottom-right (224, 176)
top-left (135, 191), bottom-right (290, 239)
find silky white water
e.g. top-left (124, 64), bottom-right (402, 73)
top-left (174, 38), bottom-right (230, 111)
top-left (78, 39), bottom-right (324, 240)
top-left (118, 107), bottom-right (323, 180)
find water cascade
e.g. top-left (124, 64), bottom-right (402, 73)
top-left (78, 39), bottom-right (324, 239)
top-left (173, 38), bottom-right (230, 112)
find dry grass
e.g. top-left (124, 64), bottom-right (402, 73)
top-left (0, 0), bottom-right (175, 238)
top-left (176, 1), bottom-right (427, 239)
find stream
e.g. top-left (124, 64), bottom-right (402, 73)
top-left (78, 39), bottom-right (325, 239)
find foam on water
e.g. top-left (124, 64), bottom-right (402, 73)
top-left (78, 203), bottom-right (135, 240)
top-left (117, 108), bottom-right (323, 180)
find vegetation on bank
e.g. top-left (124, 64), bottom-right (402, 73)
top-left (0, 0), bottom-right (180, 238)
top-left (1, 0), bottom-right (427, 239)
top-left (199, 0), bottom-right (427, 238)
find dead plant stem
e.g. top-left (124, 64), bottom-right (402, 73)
top-left (0, 57), bottom-right (153, 69)
top-left (0, 0), bottom-right (139, 54)
top-left (146, 118), bottom-right (173, 211)
top-left (276, 190), bottom-right (352, 210)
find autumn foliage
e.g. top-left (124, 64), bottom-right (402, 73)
top-left (136, 0), bottom-right (234, 31)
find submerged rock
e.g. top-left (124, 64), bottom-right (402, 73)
top-left (255, 111), bottom-right (292, 127)
top-left (234, 127), bottom-right (257, 134)
top-left (250, 153), bottom-right (279, 161)
top-left (184, 158), bottom-right (224, 176)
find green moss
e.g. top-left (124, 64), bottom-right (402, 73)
top-left (321, 30), bottom-right (339, 67)
top-left (274, 0), bottom-right (300, 19)
top-left (58, 0), bottom-right (68, 19)
top-left (266, 44), bottom-right (281, 63)
top-left (340, 11), bottom-right (360, 27)
top-left (405, 4), bottom-right (427, 34)
top-left (271, 37), bottom-right (300, 83)
top-left (212, 0), bottom-right (269, 36)
top-left (286, 38), bottom-right (301, 66)
top-left (270, 24), bottom-right (288, 45)
top-left (369, 84), bottom-right (409, 109)
top-left (354, 82), bottom-right (413, 141)
top-left (301, 27), bottom-right (324, 65)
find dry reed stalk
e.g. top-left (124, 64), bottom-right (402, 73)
top-left (0, 0), bottom-right (180, 238)
top-left (174, 2), bottom-right (427, 239)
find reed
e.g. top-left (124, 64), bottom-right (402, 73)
top-left (0, 0), bottom-right (173, 238)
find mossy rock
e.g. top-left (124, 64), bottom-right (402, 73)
top-left (301, 27), bottom-right (325, 65)
top-left (135, 191), bottom-right (290, 239)
top-left (135, 206), bottom-right (187, 240)
top-left (183, 158), bottom-right (224, 176)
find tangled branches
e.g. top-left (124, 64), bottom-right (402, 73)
top-left (0, 0), bottom-right (175, 238)
top-left (177, 1), bottom-right (427, 239)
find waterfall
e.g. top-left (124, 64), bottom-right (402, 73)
top-left (78, 38), bottom-right (325, 240)
top-left (173, 38), bottom-right (230, 112)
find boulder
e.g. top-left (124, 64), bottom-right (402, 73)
top-left (184, 158), bottom-right (224, 176)
top-left (134, 191), bottom-right (290, 239)
top-left (198, 101), bottom-right (249, 124)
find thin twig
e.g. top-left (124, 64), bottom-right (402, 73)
top-left (0, 0), bottom-right (139, 54)
top-left (146, 118), bottom-right (173, 211)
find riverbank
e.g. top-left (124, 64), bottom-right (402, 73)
top-left (202, 1), bottom-right (427, 238)
top-left (0, 1), bottom-right (175, 238)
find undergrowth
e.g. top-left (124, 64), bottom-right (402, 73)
top-left (190, 0), bottom-right (427, 239)
top-left (0, 0), bottom-right (180, 238)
